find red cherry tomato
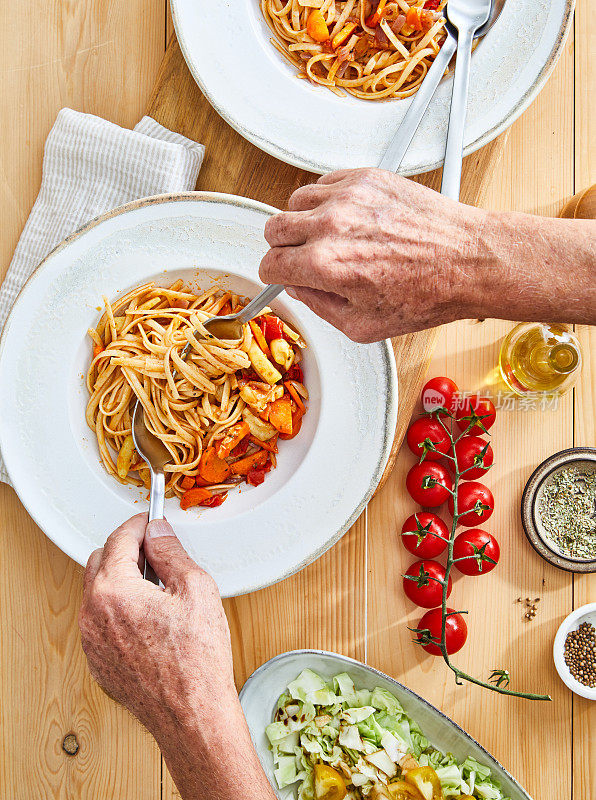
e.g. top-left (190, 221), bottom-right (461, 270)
top-left (416, 607), bottom-right (468, 656)
top-left (455, 396), bottom-right (496, 435)
top-left (453, 529), bottom-right (500, 576)
top-left (256, 315), bottom-right (286, 343)
top-left (453, 436), bottom-right (494, 479)
top-left (406, 462), bottom-right (453, 507)
top-left (403, 560), bottom-right (452, 608)
top-left (448, 481), bottom-right (494, 526)
top-left (406, 417), bottom-right (451, 462)
top-left (401, 512), bottom-right (450, 558)
top-left (421, 377), bottom-right (459, 414)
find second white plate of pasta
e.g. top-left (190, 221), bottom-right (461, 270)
top-left (170, 0), bottom-right (573, 175)
top-left (0, 193), bottom-right (397, 597)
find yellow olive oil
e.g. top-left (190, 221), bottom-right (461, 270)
top-left (499, 322), bottom-right (582, 396)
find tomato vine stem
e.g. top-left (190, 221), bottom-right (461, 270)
top-left (414, 409), bottom-right (551, 702)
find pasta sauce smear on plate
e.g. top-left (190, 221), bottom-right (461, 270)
top-left (261, 0), bottom-right (447, 100)
top-left (86, 281), bottom-right (308, 510)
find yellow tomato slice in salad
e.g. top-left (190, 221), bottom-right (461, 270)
top-left (403, 766), bottom-right (444, 799)
top-left (387, 779), bottom-right (425, 799)
top-left (314, 764), bottom-right (347, 800)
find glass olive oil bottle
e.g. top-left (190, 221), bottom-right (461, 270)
top-left (499, 322), bottom-right (582, 396)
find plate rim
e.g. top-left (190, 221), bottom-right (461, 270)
top-left (170, 0), bottom-right (575, 176)
top-left (239, 648), bottom-right (533, 800)
top-left (520, 446), bottom-right (596, 574)
top-left (553, 603), bottom-right (596, 700)
top-left (0, 191), bottom-right (398, 596)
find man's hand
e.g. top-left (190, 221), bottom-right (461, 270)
top-left (260, 168), bottom-right (487, 342)
top-left (79, 514), bottom-right (275, 800)
top-left (260, 168), bottom-right (596, 341)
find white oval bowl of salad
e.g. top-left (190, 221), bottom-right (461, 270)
top-left (239, 650), bottom-right (533, 800)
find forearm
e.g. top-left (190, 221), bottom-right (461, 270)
top-left (154, 699), bottom-right (276, 800)
top-left (469, 210), bottom-right (596, 324)
top-left (259, 169), bottom-right (596, 342)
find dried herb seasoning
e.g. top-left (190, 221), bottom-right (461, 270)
top-left (537, 465), bottom-right (596, 560)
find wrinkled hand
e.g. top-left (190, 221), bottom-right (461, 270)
top-left (260, 168), bottom-right (489, 342)
top-left (79, 514), bottom-right (234, 732)
top-left (79, 515), bottom-right (275, 800)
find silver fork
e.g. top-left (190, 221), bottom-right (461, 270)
top-left (440, 0), bottom-right (492, 199)
top-left (200, 283), bottom-right (284, 341)
top-left (378, 0), bottom-right (505, 173)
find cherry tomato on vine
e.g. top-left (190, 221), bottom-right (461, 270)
top-left (406, 417), bottom-right (451, 461)
top-left (455, 396), bottom-right (496, 435)
top-left (415, 607), bottom-right (468, 656)
top-left (453, 435), bottom-right (494, 479)
top-left (406, 462), bottom-right (453, 507)
top-left (453, 529), bottom-right (500, 576)
top-left (403, 560), bottom-right (452, 608)
top-left (401, 512), bottom-right (450, 558)
top-left (421, 376), bottom-right (459, 414)
top-left (448, 481), bottom-right (494, 526)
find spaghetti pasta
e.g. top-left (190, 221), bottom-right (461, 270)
top-left (86, 281), bottom-right (308, 510)
top-left (260, 0), bottom-right (447, 100)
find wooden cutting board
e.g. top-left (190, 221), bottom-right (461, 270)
top-left (146, 37), bottom-right (508, 490)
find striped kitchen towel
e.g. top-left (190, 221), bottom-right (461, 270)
top-left (0, 107), bottom-right (205, 483)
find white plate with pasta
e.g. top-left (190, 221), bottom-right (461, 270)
top-left (0, 193), bottom-right (397, 597)
top-left (170, 0), bottom-right (573, 175)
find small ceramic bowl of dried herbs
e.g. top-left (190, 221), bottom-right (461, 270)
top-left (521, 447), bottom-right (596, 573)
top-left (553, 603), bottom-right (596, 700)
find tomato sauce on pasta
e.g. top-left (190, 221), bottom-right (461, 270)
top-left (260, 0), bottom-right (447, 100)
top-left (86, 281), bottom-right (307, 510)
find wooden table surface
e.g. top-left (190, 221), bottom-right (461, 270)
top-left (1, 2), bottom-right (594, 799)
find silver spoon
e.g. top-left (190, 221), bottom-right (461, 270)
top-left (201, 282), bottom-right (284, 340)
top-left (440, 0), bottom-right (492, 199)
top-left (378, 0), bottom-right (505, 173)
top-left (131, 403), bottom-right (172, 584)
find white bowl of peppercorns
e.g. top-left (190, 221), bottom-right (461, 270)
top-left (553, 603), bottom-right (596, 700)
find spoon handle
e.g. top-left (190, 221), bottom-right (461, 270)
top-left (379, 34), bottom-right (457, 172)
top-left (237, 284), bottom-right (285, 324)
top-left (144, 469), bottom-right (165, 584)
top-left (440, 28), bottom-right (475, 200)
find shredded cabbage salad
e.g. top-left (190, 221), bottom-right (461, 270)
top-left (265, 670), bottom-right (510, 800)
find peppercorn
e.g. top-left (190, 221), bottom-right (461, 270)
top-left (564, 621), bottom-right (596, 688)
top-left (520, 596), bottom-right (541, 621)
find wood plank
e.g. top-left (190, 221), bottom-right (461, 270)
top-left (0, 498), bottom-right (162, 798)
top-left (574, 327), bottom-right (596, 800)
top-left (574, 0), bottom-right (595, 193)
top-left (368, 26), bottom-right (576, 800)
top-left (167, 2), bottom-right (176, 45)
top-left (573, 1), bottom-right (596, 798)
top-left (0, 1), bottom-right (166, 798)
